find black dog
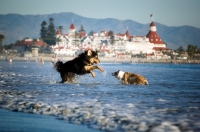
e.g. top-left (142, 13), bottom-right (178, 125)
top-left (54, 50), bottom-right (104, 83)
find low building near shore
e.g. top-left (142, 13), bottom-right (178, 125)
top-left (14, 39), bottom-right (48, 54)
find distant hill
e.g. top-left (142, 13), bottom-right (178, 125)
top-left (0, 12), bottom-right (200, 50)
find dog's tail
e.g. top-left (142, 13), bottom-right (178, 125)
top-left (54, 61), bottom-right (64, 72)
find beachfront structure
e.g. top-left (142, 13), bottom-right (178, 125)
top-left (146, 21), bottom-right (168, 58)
top-left (31, 42), bottom-right (39, 57)
top-left (14, 39), bottom-right (48, 53)
top-left (147, 21), bottom-right (166, 48)
top-left (52, 23), bottom-right (86, 56)
top-left (51, 21), bottom-right (169, 59)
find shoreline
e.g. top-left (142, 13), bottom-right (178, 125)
top-left (0, 55), bottom-right (172, 63)
top-left (1, 55), bottom-right (199, 64)
top-left (0, 108), bottom-right (100, 132)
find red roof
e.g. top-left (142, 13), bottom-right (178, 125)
top-left (100, 31), bottom-right (109, 36)
top-left (146, 22), bottom-right (164, 44)
top-left (79, 31), bottom-right (86, 37)
top-left (70, 23), bottom-right (75, 29)
top-left (117, 33), bottom-right (125, 37)
top-left (56, 30), bottom-right (61, 35)
top-left (125, 30), bottom-right (131, 39)
top-left (146, 31), bottom-right (164, 44)
top-left (147, 52), bottom-right (155, 56)
top-left (150, 21), bottom-right (156, 26)
top-left (21, 41), bottom-right (33, 45)
top-left (153, 47), bottom-right (168, 50)
top-left (17, 40), bottom-right (48, 47)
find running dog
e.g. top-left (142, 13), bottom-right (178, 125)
top-left (54, 50), bottom-right (104, 83)
top-left (112, 70), bottom-right (149, 85)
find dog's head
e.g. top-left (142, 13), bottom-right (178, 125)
top-left (81, 50), bottom-right (100, 65)
top-left (54, 61), bottom-right (63, 72)
top-left (112, 70), bottom-right (125, 79)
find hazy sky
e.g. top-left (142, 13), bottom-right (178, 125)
top-left (0, 0), bottom-right (200, 28)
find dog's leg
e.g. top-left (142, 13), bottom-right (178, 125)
top-left (124, 79), bottom-right (129, 84)
top-left (67, 72), bottom-right (75, 82)
top-left (90, 70), bottom-right (96, 78)
top-left (124, 74), bottom-right (130, 84)
top-left (84, 65), bottom-right (105, 78)
top-left (60, 72), bottom-right (65, 83)
top-left (84, 65), bottom-right (105, 72)
top-left (96, 65), bottom-right (105, 72)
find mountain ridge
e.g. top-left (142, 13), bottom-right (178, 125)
top-left (0, 12), bottom-right (200, 49)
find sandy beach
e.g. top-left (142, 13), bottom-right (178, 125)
top-left (1, 54), bottom-right (199, 64)
top-left (0, 54), bottom-right (170, 63)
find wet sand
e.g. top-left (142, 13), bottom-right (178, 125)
top-left (0, 109), bottom-right (101, 132)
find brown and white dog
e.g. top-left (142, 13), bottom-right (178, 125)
top-left (112, 70), bottom-right (149, 85)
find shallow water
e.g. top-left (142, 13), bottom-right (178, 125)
top-left (0, 61), bottom-right (200, 132)
top-left (0, 109), bottom-right (100, 132)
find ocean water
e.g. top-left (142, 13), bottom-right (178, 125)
top-left (0, 61), bottom-right (200, 132)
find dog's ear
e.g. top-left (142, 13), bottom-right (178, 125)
top-left (87, 50), bottom-right (92, 56)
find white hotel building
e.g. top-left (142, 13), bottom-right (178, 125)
top-left (51, 21), bottom-right (169, 59)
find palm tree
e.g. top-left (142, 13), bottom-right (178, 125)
top-left (177, 46), bottom-right (185, 56)
top-left (47, 18), bottom-right (56, 45)
top-left (187, 44), bottom-right (197, 59)
top-left (108, 30), bottom-right (114, 36)
top-left (110, 36), bottom-right (115, 45)
top-left (79, 25), bottom-right (85, 33)
top-left (0, 34), bottom-right (5, 53)
top-left (88, 30), bottom-right (94, 36)
top-left (0, 34), bottom-right (5, 42)
top-left (40, 21), bottom-right (47, 41)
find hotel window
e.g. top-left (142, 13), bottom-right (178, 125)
top-left (156, 39), bottom-right (158, 41)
